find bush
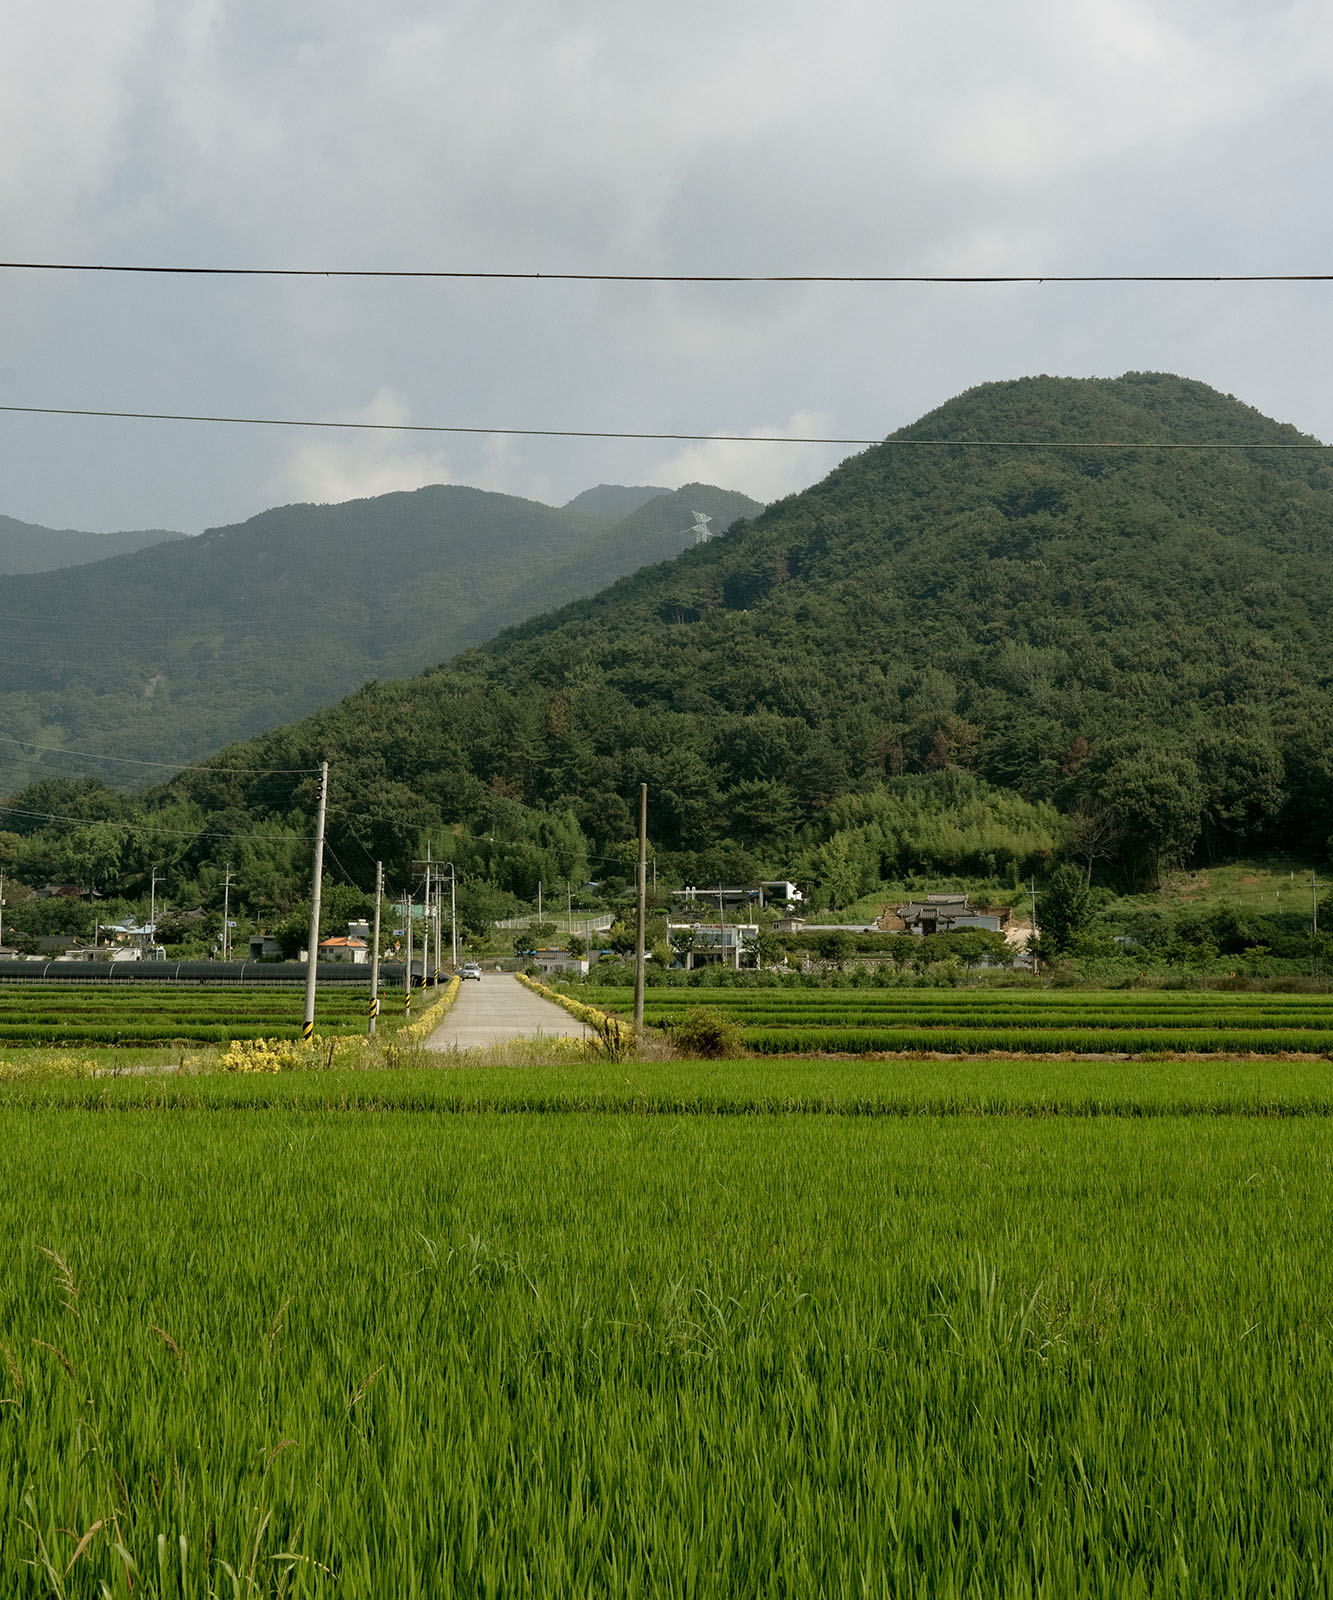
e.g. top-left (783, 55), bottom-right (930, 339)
top-left (663, 1007), bottom-right (744, 1059)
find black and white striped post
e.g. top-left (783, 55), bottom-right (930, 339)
top-left (368, 859), bottom-right (382, 1038)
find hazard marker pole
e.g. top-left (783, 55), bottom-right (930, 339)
top-left (368, 860), bottom-right (383, 1037)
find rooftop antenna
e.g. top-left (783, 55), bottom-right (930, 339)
top-left (687, 510), bottom-right (714, 544)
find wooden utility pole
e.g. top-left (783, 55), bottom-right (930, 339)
top-left (302, 761), bottom-right (328, 1042)
top-left (634, 782), bottom-right (647, 1032)
top-left (368, 860), bottom-right (383, 1037)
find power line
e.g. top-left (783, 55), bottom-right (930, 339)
top-left (0, 402), bottom-right (1328, 450)
top-left (0, 806), bottom-right (315, 844)
top-left (3, 261), bottom-right (1333, 285)
top-left (0, 731), bottom-right (320, 774)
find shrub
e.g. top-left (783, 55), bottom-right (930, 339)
top-left (664, 1007), bottom-right (744, 1059)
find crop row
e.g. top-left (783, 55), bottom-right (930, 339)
top-left (585, 987), bottom-right (1333, 1016)
top-left (647, 1008), bottom-right (1332, 1034)
top-left (741, 1024), bottom-right (1333, 1055)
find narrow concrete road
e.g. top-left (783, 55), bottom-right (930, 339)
top-left (425, 972), bottom-right (590, 1051)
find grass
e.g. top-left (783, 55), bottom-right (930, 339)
top-left (3, 1106), bottom-right (1333, 1595)
top-left (5, 1053), bottom-right (1333, 1116)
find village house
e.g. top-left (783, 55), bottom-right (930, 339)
top-left (879, 894), bottom-right (1012, 936)
top-left (666, 922), bottom-right (760, 970)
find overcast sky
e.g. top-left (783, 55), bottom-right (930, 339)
top-left (4, 0), bottom-right (1333, 533)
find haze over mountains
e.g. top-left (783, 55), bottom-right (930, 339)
top-left (0, 515), bottom-right (184, 575)
top-left (0, 481), bottom-right (761, 795)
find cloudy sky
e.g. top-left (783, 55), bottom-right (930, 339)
top-left (4, 0), bottom-right (1333, 533)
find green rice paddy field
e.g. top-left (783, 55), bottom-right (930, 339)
top-left (3, 1055), bottom-right (1333, 1596)
top-left (0, 984), bottom-right (392, 1046)
top-left (578, 983), bottom-right (1333, 1057)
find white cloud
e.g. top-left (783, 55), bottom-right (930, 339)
top-left (265, 388), bottom-right (455, 506)
top-left (8, 0), bottom-right (1333, 531)
top-left (647, 411), bottom-right (843, 505)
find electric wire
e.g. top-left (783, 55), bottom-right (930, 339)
top-left (4, 261), bottom-right (1333, 285)
top-left (0, 802), bottom-right (317, 842)
top-left (0, 731), bottom-right (320, 774)
top-left (0, 403), bottom-right (1327, 449)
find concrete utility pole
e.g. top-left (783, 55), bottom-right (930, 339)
top-left (404, 892), bottom-right (413, 1016)
top-left (634, 782), bottom-right (647, 1032)
top-left (221, 864), bottom-right (233, 961)
top-left (150, 867), bottom-right (163, 943)
top-left (448, 863), bottom-right (458, 968)
top-left (368, 860), bottom-right (382, 1037)
top-left (302, 761), bottom-right (329, 1043)
top-left (0, 868), bottom-right (5, 954)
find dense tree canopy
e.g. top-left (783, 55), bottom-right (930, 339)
top-left (5, 373), bottom-right (1332, 929)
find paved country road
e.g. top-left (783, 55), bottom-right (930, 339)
top-left (425, 972), bottom-right (590, 1051)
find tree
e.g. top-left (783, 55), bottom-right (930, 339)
top-left (669, 927), bottom-right (699, 967)
top-left (1087, 741), bottom-right (1203, 889)
top-left (745, 930), bottom-right (784, 969)
top-left (1037, 864), bottom-right (1092, 955)
top-left (814, 930), bottom-right (853, 967)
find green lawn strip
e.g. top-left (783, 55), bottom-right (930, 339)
top-left (0, 1112), bottom-right (1329, 1595)
top-left (4, 1056), bottom-right (1333, 1115)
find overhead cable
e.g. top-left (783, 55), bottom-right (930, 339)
top-left (0, 403), bottom-right (1328, 449)
top-left (2, 261), bottom-right (1333, 285)
top-left (0, 731), bottom-right (319, 774)
top-left (0, 806), bottom-right (315, 844)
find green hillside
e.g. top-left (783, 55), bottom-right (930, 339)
top-left (6, 372), bottom-right (1332, 928)
top-left (0, 481), bottom-right (760, 794)
top-left (0, 515), bottom-right (183, 575)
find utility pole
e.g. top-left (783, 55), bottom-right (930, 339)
top-left (538, 880), bottom-right (542, 923)
top-left (448, 863), bottom-right (458, 968)
top-left (302, 761), bottom-right (328, 1043)
top-left (1313, 871), bottom-right (1320, 978)
top-left (0, 868), bottom-right (5, 955)
top-left (634, 782), bottom-right (647, 1033)
top-left (422, 849), bottom-right (432, 986)
top-left (368, 861), bottom-right (382, 1037)
top-left (433, 866), bottom-right (442, 982)
top-left (150, 866), bottom-right (163, 946)
top-left (404, 891), bottom-right (413, 1016)
top-left (1030, 876), bottom-right (1039, 976)
top-left (567, 879), bottom-right (572, 938)
top-left (222, 864), bottom-right (233, 962)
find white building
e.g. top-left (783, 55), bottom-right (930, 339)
top-left (667, 922), bottom-right (760, 970)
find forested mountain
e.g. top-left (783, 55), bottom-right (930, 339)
top-left (0, 481), bottom-right (760, 794)
top-left (0, 515), bottom-right (183, 575)
top-left (562, 485), bottom-right (668, 517)
top-left (7, 372), bottom-right (1333, 921)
